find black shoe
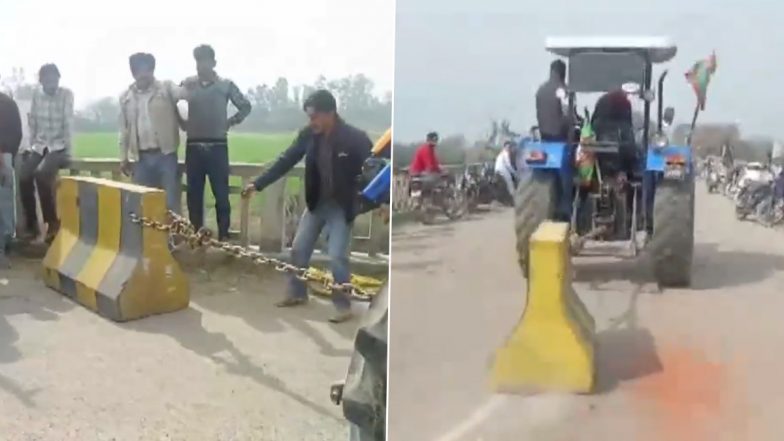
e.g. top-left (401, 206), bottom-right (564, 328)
top-left (276, 297), bottom-right (308, 308)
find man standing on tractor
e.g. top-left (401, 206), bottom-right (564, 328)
top-left (535, 59), bottom-right (570, 142)
top-left (409, 131), bottom-right (442, 175)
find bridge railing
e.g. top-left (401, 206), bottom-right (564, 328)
top-left (18, 159), bottom-right (389, 259)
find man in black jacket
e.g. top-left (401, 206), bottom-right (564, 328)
top-left (0, 91), bottom-right (22, 267)
top-left (243, 90), bottom-right (372, 323)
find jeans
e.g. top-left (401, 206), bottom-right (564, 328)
top-left (0, 152), bottom-right (14, 254)
top-left (19, 150), bottom-right (69, 233)
top-left (185, 142), bottom-right (230, 239)
top-left (133, 150), bottom-right (182, 214)
top-left (288, 200), bottom-right (353, 311)
top-left (495, 168), bottom-right (516, 199)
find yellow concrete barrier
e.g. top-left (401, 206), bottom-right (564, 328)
top-left (490, 221), bottom-right (596, 394)
top-left (42, 176), bottom-right (189, 321)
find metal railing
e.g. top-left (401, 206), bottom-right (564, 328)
top-left (17, 159), bottom-right (389, 260)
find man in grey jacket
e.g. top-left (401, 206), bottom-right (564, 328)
top-left (119, 52), bottom-right (185, 213)
top-left (181, 44), bottom-right (252, 240)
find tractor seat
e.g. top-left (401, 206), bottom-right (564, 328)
top-left (591, 120), bottom-right (640, 177)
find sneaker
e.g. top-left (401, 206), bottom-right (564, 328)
top-left (275, 297), bottom-right (308, 308)
top-left (328, 310), bottom-right (354, 324)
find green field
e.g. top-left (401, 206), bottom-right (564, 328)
top-left (74, 130), bottom-right (385, 162)
top-left (74, 132), bottom-right (296, 162)
top-left (70, 131), bottom-right (383, 241)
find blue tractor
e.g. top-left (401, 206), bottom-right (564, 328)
top-left (515, 37), bottom-right (694, 287)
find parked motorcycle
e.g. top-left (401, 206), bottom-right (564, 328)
top-left (735, 179), bottom-right (774, 220)
top-left (459, 167), bottom-right (482, 213)
top-left (409, 174), bottom-right (466, 224)
top-left (754, 172), bottom-right (784, 227)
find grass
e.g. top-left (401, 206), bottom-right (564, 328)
top-left (69, 131), bottom-right (384, 243)
top-left (74, 132), bottom-right (296, 162)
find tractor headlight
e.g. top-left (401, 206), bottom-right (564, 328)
top-left (653, 133), bottom-right (669, 150)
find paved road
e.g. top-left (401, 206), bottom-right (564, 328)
top-left (389, 184), bottom-right (784, 441)
top-left (0, 252), bottom-right (363, 440)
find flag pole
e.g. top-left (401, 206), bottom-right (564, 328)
top-left (687, 103), bottom-right (700, 146)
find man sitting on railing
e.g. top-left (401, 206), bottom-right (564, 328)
top-left (19, 64), bottom-right (73, 244)
top-left (242, 90), bottom-right (372, 324)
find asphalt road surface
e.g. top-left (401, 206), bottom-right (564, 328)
top-left (0, 252), bottom-right (363, 441)
top-left (389, 183), bottom-right (784, 441)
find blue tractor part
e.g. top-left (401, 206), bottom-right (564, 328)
top-left (362, 163), bottom-right (391, 203)
top-left (355, 130), bottom-right (391, 217)
top-left (515, 140), bottom-right (574, 221)
top-left (513, 36), bottom-right (695, 287)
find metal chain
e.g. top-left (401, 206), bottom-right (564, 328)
top-left (129, 211), bottom-right (378, 301)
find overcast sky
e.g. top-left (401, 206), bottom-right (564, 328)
top-left (394, 0), bottom-right (782, 142)
top-left (0, 0), bottom-right (394, 108)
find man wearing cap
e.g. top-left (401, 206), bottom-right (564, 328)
top-left (242, 89), bottom-right (372, 323)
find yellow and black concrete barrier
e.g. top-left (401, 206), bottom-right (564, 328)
top-left (42, 176), bottom-right (189, 322)
top-left (490, 221), bottom-right (596, 393)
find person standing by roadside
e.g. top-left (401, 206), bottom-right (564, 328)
top-left (181, 44), bottom-right (251, 240)
top-left (19, 64), bottom-right (73, 244)
top-left (494, 140), bottom-right (517, 201)
top-left (242, 90), bottom-right (372, 323)
top-left (0, 90), bottom-right (22, 267)
top-left (119, 52), bottom-right (185, 213)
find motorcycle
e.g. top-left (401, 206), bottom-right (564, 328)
top-left (755, 172), bottom-right (784, 227)
top-left (459, 166), bottom-right (482, 213)
top-left (409, 174), bottom-right (466, 224)
top-left (735, 179), bottom-right (774, 220)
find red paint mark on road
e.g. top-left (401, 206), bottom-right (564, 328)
top-left (630, 345), bottom-right (745, 441)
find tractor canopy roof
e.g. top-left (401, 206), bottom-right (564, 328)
top-left (546, 36), bottom-right (677, 93)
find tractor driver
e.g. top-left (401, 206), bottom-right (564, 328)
top-left (591, 85), bottom-right (638, 180)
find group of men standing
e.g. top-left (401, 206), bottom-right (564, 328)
top-left (118, 45), bottom-right (252, 241)
top-left (0, 44), bottom-right (376, 323)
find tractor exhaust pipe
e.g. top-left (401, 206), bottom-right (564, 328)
top-left (657, 70), bottom-right (669, 133)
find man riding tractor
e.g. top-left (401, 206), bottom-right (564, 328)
top-left (519, 36), bottom-right (693, 287)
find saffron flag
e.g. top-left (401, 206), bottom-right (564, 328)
top-left (685, 52), bottom-right (717, 111)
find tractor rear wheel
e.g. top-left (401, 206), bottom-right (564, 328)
top-left (514, 171), bottom-right (557, 277)
top-left (649, 177), bottom-right (695, 287)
